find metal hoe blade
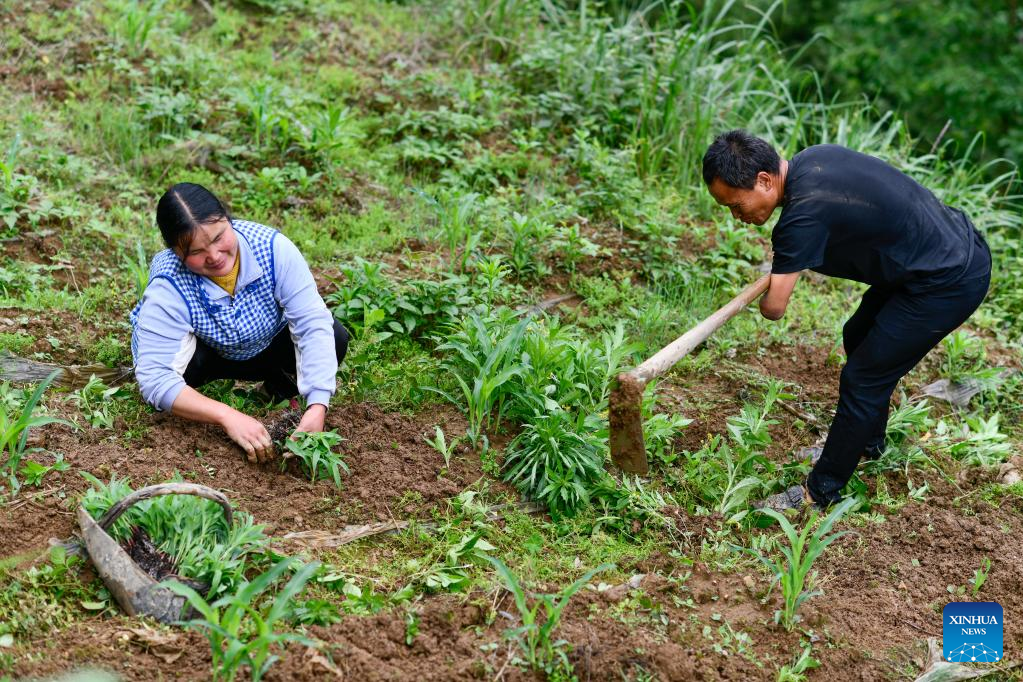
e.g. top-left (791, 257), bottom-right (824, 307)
top-left (609, 275), bottom-right (770, 474)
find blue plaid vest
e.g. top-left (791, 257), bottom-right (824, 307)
top-left (130, 220), bottom-right (287, 361)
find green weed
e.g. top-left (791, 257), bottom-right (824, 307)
top-left (488, 556), bottom-right (612, 675)
top-left (168, 558), bottom-right (319, 682)
top-left (70, 375), bottom-right (131, 429)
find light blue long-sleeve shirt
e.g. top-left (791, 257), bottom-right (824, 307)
top-left (131, 229), bottom-right (337, 412)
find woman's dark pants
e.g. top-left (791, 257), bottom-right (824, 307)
top-left (807, 232), bottom-right (992, 504)
top-left (183, 321), bottom-right (349, 402)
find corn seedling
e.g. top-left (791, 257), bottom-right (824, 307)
top-left (424, 425), bottom-right (461, 469)
top-left (167, 558), bottom-right (319, 682)
top-left (776, 644), bottom-right (820, 682)
top-left (749, 496), bottom-right (857, 630)
top-left (488, 556), bottom-right (612, 675)
top-left (0, 371), bottom-right (70, 495)
top-left (283, 431), bottom-right (348, 489)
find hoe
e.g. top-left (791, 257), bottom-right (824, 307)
top-left (609, 275), bottom-right (770, 474)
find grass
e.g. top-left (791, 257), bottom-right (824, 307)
top-left (488, 556), bottom-right (612, 676)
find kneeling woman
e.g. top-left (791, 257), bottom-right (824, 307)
top-left (130, 183), bottom-right (348, 463)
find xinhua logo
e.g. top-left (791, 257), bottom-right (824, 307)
top-left (943, 602), bottom-right (1003, 662)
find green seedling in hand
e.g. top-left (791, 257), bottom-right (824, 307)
top-left (284, 430), bottom-right (348, 489)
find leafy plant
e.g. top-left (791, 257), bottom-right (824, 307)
top-left (340, 581), bottom-right (413, 615)
top-left (684, 383), bottom-right (783, 518)
top-left (503, 409), bottom-right (605, 518)
top-left (19, 453), bottom-right (70, 487)
top-left (934, 413), bottom-right (1012, 467)
top-left (70, 375), bottom-right (130, 429)
top-left (326, 259), bottom-right (472, 341)
top-left (0, 371), bottom-right (70, 494)
top-left (297, 103), bottom-right (362, 162)
top-left (940, 330), bottom-right (1003, 386)
top-left (503, 211), bottom-right (553, 279)
top-left (431, 310), bottom-right (528, 445)
top-left (488, 556), bottom-right (612, 675)
top-left (424, 425), bottom-right (461, 469)
top-left (776, 644), bottom-right (820, 682)
top-left (283, 431), bottom-right (348, 488)
top-left (124, 241), bottom-right (149, 301)
top-left (168, 558), bottom-right (319, 682)
top-left (422, 531), bottom-right (495, 592)
top-left (108, 0), bottom-right (165, 57)
top-left (748, 497), bottom-right (857, 630)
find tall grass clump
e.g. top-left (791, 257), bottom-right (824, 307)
top-left (431, 309), bottom-right (687, 516)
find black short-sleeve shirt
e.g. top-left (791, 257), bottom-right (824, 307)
top-left (771, 145), bottom-right (976, 292)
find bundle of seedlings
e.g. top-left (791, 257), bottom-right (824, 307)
top-left (80, 473), bottom-right (269, 599)
top-left (266, 408), bottom-right (349, 488)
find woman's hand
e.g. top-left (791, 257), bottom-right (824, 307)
top-left (221, 410), bottom-right (275, 463)
top-left (293, 403), bottom-right (327, 436)
top-left (172, 386), bottom-right (274, 463)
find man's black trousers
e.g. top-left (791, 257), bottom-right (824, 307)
top-left (183, 321), bottom-right (349, 402)
top-left (807, 231), bottom-right (992, 504)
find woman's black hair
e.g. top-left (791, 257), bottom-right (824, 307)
top-left (702, 130), bottom-right (781, 189)
top-left (155, 183), bottom-right (232, 252)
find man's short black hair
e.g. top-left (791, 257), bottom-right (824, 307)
top-left (702, 130), bottom-right (781, 189)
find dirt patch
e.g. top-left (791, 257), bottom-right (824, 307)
top-left (0, 401), bottom-right (497, 558)
top-left (10, 618), bottom-right (210, 681)
top-left (812, 477), bottom-right (1023, 679)
top-left (746, 344), bottom-right (841, 405)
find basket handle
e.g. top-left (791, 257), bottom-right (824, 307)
top-left (97, 483), bottom-right (233, 532)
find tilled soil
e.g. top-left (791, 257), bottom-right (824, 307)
top-left (17, 479), bottom-right (1021, 681)
top-left (7, 347), bottom-right (1023, 681)
top-left (0, 401), bottom-right (491, 559)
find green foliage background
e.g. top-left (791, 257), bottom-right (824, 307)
top-left (768, 0), bottom-right (1023, 165)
